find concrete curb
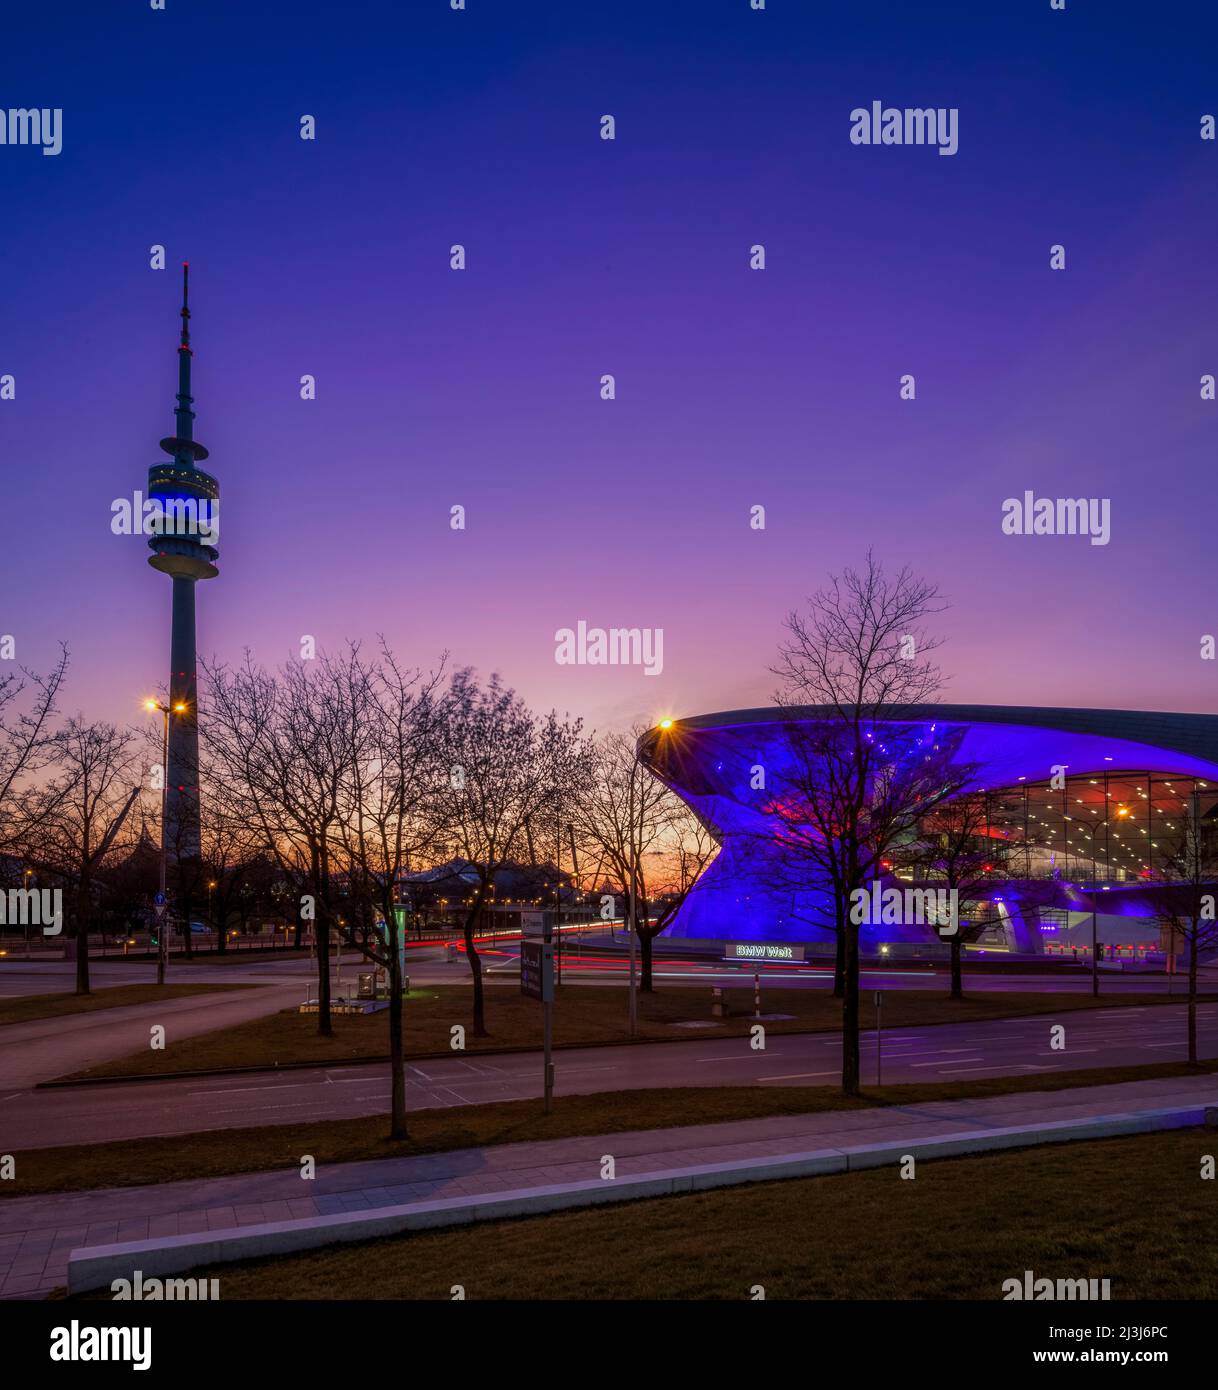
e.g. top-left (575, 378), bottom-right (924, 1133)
top-left (66, 1100), bottom-right (1218, 1294)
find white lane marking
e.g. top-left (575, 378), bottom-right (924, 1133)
top-left (855, 1047), bottom-right (983, 1059)
top-left (755, 1070), bottom-right (838, 1081)
top-left (185, 1082), bottom-right (322, 1096)
top-left (694, 1054), bottom-right (786, 1064)
top-left (935, 1063), bottom-right (1056, 1075)
top-left (907, 1057), bottom-right (984, 1068)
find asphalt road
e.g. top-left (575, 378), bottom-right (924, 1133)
top-left (3, 1000), bottom-right (1215, 1150)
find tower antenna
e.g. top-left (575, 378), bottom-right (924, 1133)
top-left (180, 261), bottom-right (191, 349)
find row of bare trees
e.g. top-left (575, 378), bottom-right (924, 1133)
top-left (201, 644), bottom-right (714, 1135)
top-left (1, 648), bottom-right (153, 994)
top-left (1, 635), bottom-right (716, 1135)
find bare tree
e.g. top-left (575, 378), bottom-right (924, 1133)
top-left (767, 554), bottom-right (968, 1096)
top-left (575, 730), bottom-right (714, 991)
top-left (204, 652), bottom-right (351, 1035)
top-left (27, 719), bottom-right (143, 995)
top-left (0, 644), bottom-right (69, 856)
top-left (327, 643), bottom-right (446, 1138)
top-left (200, 793), bottom-right (271, 952)
top-left (434, 670), bottom-right (587, 1037)
top-left (207, 643), bottom-right (446, 1137)
top-left (895, 791), bottom-right (1011, 1000)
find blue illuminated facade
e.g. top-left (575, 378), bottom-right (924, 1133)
top-left (639, 706), bottom-right (1218, 955)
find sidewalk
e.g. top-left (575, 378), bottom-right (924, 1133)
top-left (4, 1072), bottom-right (1217, 1298)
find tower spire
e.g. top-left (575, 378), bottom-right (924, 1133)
top-left (180, 260), bottom-right (191, 349)
top-left (160, 261), bottom-right (208, 464)
top-left (174, 261), bottom-right (194, 453)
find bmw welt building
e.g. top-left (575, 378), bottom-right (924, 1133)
top-left (638, 706), bottom-right (1218, 960)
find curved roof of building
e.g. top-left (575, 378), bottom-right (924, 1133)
top-left (639, 705), bottom-right (1218, 804)
top-left (644, 705), bottom-right (1218, 765)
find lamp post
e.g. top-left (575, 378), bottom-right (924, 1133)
top-left (23, 866), bottom-right (33, 960)
top-left (146, 698), bottom-right (186, 985)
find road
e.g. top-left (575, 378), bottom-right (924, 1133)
top-left (2, 1000), bottom-right (1215, 1150)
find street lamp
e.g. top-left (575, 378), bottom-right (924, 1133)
top-left (145, 697), bottom-right (186, 984)
top-left (23, 866), bottom-right (33, 960)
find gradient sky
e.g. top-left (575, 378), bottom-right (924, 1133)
top-left (3, 0), bottom-right (1217, 740)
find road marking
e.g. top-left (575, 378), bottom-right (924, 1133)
top-left (935, 1063), bottom-right (1054, 1075)
top-left (186, 1082), bottom-right (319, 1096)
top-left (907, 1057), bottom-right (984, 1068)
top-left (756, 1070), bottom-right (838, 1081)
top-left (856, 1047), bottom-right (979, 1059)
top-left (694, 1054), bottom-right (785, 1064)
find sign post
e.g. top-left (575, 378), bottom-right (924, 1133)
top-left (153, 892), bottom-right (167, 986)
top-left (875, 990), bottom-right (883, 1087)
top-left (521, 939), bottom-right (555, 1113)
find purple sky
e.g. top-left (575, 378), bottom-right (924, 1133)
top-left (3, 0), bottom-right (1217, 739)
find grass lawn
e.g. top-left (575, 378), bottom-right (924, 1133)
top-left (75, 1128), bottom-right (1218, 1300)
top-left (57, 983), bottom-right (1215, 1080)
top-left (9, 1057), bottom-right (1217, 1199)
top-left (0, 982), bottom-right (262, 1027)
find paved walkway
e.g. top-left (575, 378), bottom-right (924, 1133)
top-left (0, 983), bottom-right (300, 1090)
top-left (3, 1072), bottom-right (1216, 1298)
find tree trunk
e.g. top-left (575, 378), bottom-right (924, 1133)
top-left (387, 926), bottom-right (408, 1138)
top-left (950, 937), bottom-right (963, 1000)
top-left (1188, 933), bottom-right (1198, 1065)
top-left (312, 851), bottom-right (332, 1036)
top-left (463, 903), bottom-right (487, 1037)
top-left (841, 922), bottom-right (860, 1096)
top-left (640, 921), bottom-right (654, 993)
top-left (833, 926), bottom-right (845, 998)
top-left (74, 880), bottom-right (91, 996)
top-left (315, 910), bottom-right (332, 1035)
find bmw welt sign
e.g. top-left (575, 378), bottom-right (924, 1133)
top-left (726, 943), bottom-right (805, 962)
